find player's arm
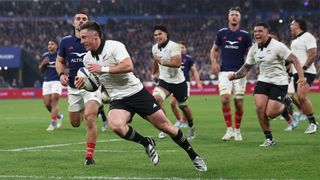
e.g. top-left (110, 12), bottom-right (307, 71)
top-left (210, 44), bottom-right (220, 75)
top-left (88, 57), bottom-right (133, 74)
top-left (286, 53), bottom-right (306, 86)
top-left (190, 65), bottom-right (203, 89)
top-left (152, 55), bottom-right (159, 76)
top-left (38, 58), bottom-right (49, 73)
top-left (154, 54), bottom-right (181, 68)
top-left (151, 55), bottom-right (160, 83)
top-left (303, 47), bottom-right (317, 70)
top-left (55, 55), bottom-right (68, 86)
top-left (228, 63), bottom-right (253, 80)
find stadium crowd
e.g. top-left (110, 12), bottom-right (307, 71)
top-left (1, 0), bottom-right (319, 17)
top-left (0, 0), bottom-right (319, 87)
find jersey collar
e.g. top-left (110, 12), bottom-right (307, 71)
top-left (293, 31), bottom-right (306, 39)
top-left (158, 39), bottom-right (169, 50)
top-left (258, 37), bottom-right (272, 50)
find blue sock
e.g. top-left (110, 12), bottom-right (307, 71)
top-left (51, 121), bottom-right (57, 126)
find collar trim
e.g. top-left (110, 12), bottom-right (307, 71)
top-left (91, 39), bottom-right (105, 60)
top-left (258, 37), bottom-right (272, 50)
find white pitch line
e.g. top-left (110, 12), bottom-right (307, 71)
top-left (0, 139), bottom-right (177, 153)
top-left (0, 149), bottom-right (177, 153)
top-left (2, 139), bottom-right (123, 152)
top-left (0, 175), bottom-right (203, 180)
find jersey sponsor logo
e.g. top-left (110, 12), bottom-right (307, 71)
top-left (70, 58), bottom-right (83, 63)
top-left (225, 41), bottom-right (239, 49)
top-left (71, 52), bottom-right (86, 57)
top-left (226, 41), bottom-right (239, 45)
top-left (70, 52), bottom-right (86, 62)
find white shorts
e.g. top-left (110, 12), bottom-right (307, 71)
top-left (218, 71), bottom-right (246, 98)
top-left (67, 86), bottom-right (102, 112)
top-left (288, 77), bottom-right (295, 94)
top-left (42, 81), bottom-right (63, 95)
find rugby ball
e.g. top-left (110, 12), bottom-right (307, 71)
top-left (77, 67), bottom-right (100, 92)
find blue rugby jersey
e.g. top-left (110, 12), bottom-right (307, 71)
top-left (41, 51), bottom-right (59, 81)
top-left (181, 54), bottom-right (194, 82)
top-left (214, 28), bottom-right (252, 71)
top-left (58, 35), bottom-right (86, 88)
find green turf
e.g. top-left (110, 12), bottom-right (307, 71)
top-left (0, 94), bottom-right (320, 179)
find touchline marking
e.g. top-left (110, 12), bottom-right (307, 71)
top-left (0, 139), bottom-right (177, 153)
top-left (2, 139), bottom-right (123, 152)
top-left (0, 175), bottom-right (205, 180)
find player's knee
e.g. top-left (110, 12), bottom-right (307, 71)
top-left (152, 87), bottom-right (166, 101)
top-left (45, 105), bottom-right (51, 111)
top-left (221, 94), bottom-right (231, 105)
top-left (266, 111), bottom-right (278, 119)
top-left (70, 121), bottom-right (81, 127)
top-left (297, 94), bottom-right (308, 103)
top-left (234, 94), bottom-right (244, 100)
top-left (110, 124), bottom-right (126, 136)
top-left (178, 100), bottom-right (188, 109)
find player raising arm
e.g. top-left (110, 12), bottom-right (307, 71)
top-left (229, 22), bottom-right (305, 146)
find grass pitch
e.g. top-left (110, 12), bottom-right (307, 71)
top-left (0, 94), bottom-right (319, 179)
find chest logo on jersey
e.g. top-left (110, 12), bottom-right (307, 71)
top-left (226, 41), bottom-right (239, 45)
top-left (71, 52), bottom-right (86, 57)
top-left (225, 41), bottom-right (239, 49)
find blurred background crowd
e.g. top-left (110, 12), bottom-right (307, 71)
top-left (0, 0), bottom-right (319, 88)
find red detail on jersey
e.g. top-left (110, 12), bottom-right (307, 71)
top-left (238, 36), bottom-right (243, 41)
top-left (223, 36), bottom-right (227, 40)
top-left (68, 46), bottom-right (74, 50)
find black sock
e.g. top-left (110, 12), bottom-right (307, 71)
top-left (122, 126), bottom-right (149, 147)
top-left (281, 106), bottom-right (290, 119)
top-left (180, 107), bottom-right (194, 127)
top-left (100, 111), bottom-right (107, 122)
top-left (186, 118), bottom-right (194, 128)
top-left (171, 129), bottom-right (198, 160)
top-left (306, 113), bottom-right (317, 124)
top-left (264, 131), bottom-right (273, 140)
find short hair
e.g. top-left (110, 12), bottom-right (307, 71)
top-left (229, 6), bottom-right (241, 14)
top-left (48, 40), bottom-right (59, 47)
top-left (79, 20), bottom-right (102, 38)
top-left (74, 10), bottom-right (89, 18)
top-left (255, 22), bottom-right (270, 30)
top-left (153, 24), bottom-right (168, 34)
top-left (153, 24), bottom-right (170, 39)
top-left (179, 41), bottom-right (186, 47)
top-left (293, 19), bottom-right (307, 31)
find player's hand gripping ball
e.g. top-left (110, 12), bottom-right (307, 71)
top-left (77, 67), bottom-right (100, 92)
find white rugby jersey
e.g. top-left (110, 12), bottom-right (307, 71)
top-left (246, 38), bottom-right (291, 85)
top-left (152, 40), bottom-right (185, 84)
top-left (290, 32), bottom-right (317, 74)
top-left (83, 40), bottom-right (143, 100)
